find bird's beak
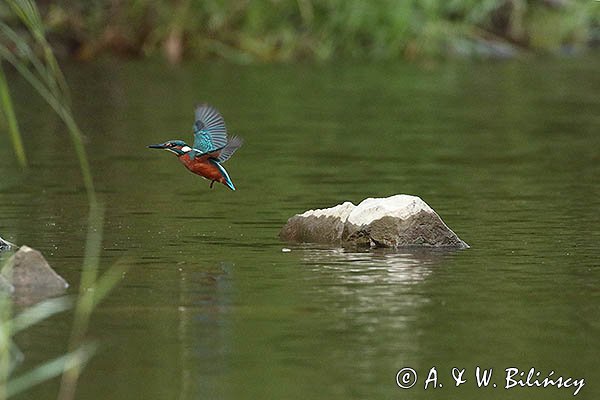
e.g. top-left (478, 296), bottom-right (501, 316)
top-left (148, 143), bottom-right (166, 149)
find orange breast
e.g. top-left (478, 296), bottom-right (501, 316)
top-left (178, 154), bottom-right (223, 181)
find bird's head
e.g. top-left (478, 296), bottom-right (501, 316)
top-left (148, 140), bottom-right (192, 156)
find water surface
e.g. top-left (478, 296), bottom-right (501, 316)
top-left (1, 57), bottom-right (599, 399)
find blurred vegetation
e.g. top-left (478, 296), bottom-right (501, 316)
top-left (1, 0), bottom-right (598, 64)
top-left (1, 1), bottom-right (128, 399)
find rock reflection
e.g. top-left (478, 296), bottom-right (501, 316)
top-left (293, 246), bottom-right (459, 374)
top-left (300, 246), bottom-right (454, 285)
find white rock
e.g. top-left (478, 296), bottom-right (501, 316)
top-left (299, 201), bottom-right (355, 221)
top-left (281, 194), bottom-right (468, 249)
top-left (347, 195), bottom-right (433, 226)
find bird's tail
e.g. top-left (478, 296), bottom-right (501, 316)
top-left (223, 179), bottom-right (236, 191)
top-left (210, 159), bottom-right (236, 191)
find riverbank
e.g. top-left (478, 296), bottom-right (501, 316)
top-left (5, 1), bottom-right (599, 63)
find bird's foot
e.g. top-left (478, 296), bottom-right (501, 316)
top-left (210, 180), bottom-right (215, 189)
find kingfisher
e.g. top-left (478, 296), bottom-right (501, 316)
top-left (148, 104), bottom-right (243, 190)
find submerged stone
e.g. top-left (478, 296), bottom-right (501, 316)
top-left (280, 194), bottom-right (469, 249)
top-left (1, 246), bottom-right (68, 299)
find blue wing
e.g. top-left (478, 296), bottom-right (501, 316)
top-left (192, 104), bottom-right (228, 154)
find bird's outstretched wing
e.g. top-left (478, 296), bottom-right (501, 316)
top-left (193, 136), bottom-right (244, 163)
top-left (216, 136), bottom-right (243, 163)
top-left (193, 104), bottom-right (228, 154)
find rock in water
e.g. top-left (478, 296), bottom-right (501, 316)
top-left (1, 246), bottom-right (68, 295)
top-left (279, 202), bottom-right (355, 244)
top-left (280, 195), bottom-right (469, 249)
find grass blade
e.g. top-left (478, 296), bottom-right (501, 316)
top-left (6, 343), bottom-right (96, 398)
top-left (10, 297), bottom-right (73, 335)
top-left (5, 0), bottom-right (70, 102)
top-left (0, 64), bottom-right (26, 167)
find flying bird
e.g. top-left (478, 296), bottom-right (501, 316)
top-left (148, 104), bottom-right (243, 190)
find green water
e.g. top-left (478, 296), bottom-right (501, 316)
top-left (1, 58), bottom-right (599, 399)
